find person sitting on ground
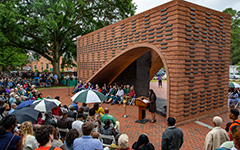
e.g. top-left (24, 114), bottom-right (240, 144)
top-left (52, 127), bottom-right (67, 150)
top-left (80, 103), bottom-right (89, 115)
top-left (51, 96), bottom-right (62, 116)
top-left (8, 103), bottom-right (17, 114)
top-left (204, 116), bottom-right (229, 150)
top-left (73, 122), bottom-right (103, 150)
top-left (101, 108), bottom-right (116, 127)
top-left (35, 125), bottom-right (62, 150)
top-left (68, 105), bottom-right (77, 120)
top-left (100, 119), bottom-right (119, 144)
top-left (57, 111), bottom-right (72, 139)
top-left (132, 134), bottom-right (155, 150)
top-left (117, 134), bottom-right (133, 150)
top-left (229, 90), bottom-right (239, 108)
top-left (106, 86), bottom-right (117, 103)
top-left (64, 129), bottom-right (79, 150)
top-left (227, 109), bottom-right (240, 140)
top-left (217, 126), bottom-right (240, 150)
top-left (0, 115), bottom-right (23, 150)
top-left (44, 111), bottom-right (58, 128)
top-left (123, 86), bottom-right (135, 104)
top-left (111, 86), bottom-right (124, 105)
top-left (94, 103), bottom-right (105, 116)
top-left (72, 113), bottom-right (84, 135)
top-left (20, 121), bottom-right (38, 150)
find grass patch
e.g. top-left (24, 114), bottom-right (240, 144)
top-left (36, 86), bottom-right (75, 90)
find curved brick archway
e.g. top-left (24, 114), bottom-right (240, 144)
top-left (87, 43), bottom-right (171, 118)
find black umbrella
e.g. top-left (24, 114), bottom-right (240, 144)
top-left (12, 107), bottom-right (40, 124)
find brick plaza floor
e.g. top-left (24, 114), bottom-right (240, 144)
top-left (39, 82), bottom-right (231, 150)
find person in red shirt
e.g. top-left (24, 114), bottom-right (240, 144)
top-left (123, 86), bottom-right (135, 104)
top-left (35, 125), bottom-right (62, 150)
top-left (51, 96), bottom-right (62, 116)
top-left (23, 82), bottom-right (28, 89)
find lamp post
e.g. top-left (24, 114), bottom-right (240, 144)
top-left (123, 99), bottom-right (127, 118)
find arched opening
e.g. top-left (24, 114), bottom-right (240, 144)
top-left (88, 44), bottom-right (170, 118)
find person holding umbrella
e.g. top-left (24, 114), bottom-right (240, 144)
top-left (0, 115), bottom-right (23, 150)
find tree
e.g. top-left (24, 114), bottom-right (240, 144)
top-left (223, 8), bottom-right (240, 64)
top-left (0, 0), bottom-right (136, 77)
top-left (0, 47), bottom-right (29, 71)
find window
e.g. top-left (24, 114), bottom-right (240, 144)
top-left (34, 65), bottom-right (37, 69)
top-left (46, 64), bottom-right (49, 69)
top-left (41, 65), bottom-right (43, 72)
top-left (50, 68), bottom-right (53, 71)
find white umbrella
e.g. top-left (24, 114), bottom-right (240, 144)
top-left (71, 90), bottom-right (107, 103)
top-left (30, 98), bottom-right (61, 112)
top-left (229, 82), bottom-right (240, 88)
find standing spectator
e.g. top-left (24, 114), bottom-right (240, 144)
top-left (35, 125), bottom-right (61, 150)
top-left (158, 75), bottom-right (162, 88)
top-left (117, 134), bottom-right (133, 150)
top-left (149, 89), bottom-right (157, 123)
top-left (73, 122), bottom-right (103, 150)
top-left (204, 116), bottom-right (229, 150)
top-left (20, 121), bottom-right (38, 150)
top-left (54, 74), bottom-right (58, 84)
top-left (227, 109), bottom-right (240, 140)
top-left (161, 117), bottom-right (183, 150)
top-left (0, 115), bottom-right (23, 150)
top-left (132, 134), bottom-right (155, 150)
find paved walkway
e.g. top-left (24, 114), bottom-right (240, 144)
top-left (39, 83), bottom-right (231, 150)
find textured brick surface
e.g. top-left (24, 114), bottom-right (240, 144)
top-left (77, 0), bottom-right (231, 123)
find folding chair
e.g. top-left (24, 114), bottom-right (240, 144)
top-left (99, 134), bottom-right (116, 147)
top-left (129, 94), bottom-right (136, 105)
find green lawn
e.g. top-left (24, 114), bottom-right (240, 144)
top-left (36, 86), bottom-right (75, 90)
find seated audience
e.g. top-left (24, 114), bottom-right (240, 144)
top-left (72, 113), bottom-right (84, 135)
top-left (35, 125), bottom-right (61, 150)
top-left (64, 129), bottom-right (79, 150)
top-left (71, 102), bottom-right (79, 111)
top-left (73, 122), bottom-right (103, 150)
top-left (111, 87), bottom-right (124, 105)
top-left (110, 133), bottom-right (122, 150)
top-left (94, 103), bottom-right (105, 116)
top-left (57, 111), bottom-right (73, 139)
top-left (132, 134), bottom-right (155, 150)
top-left (0, 115), bottom-right (22, 150)
top-left (68, 105), bottom-right (77, 120)
top-left (21, 121), bottom-right (38, 150)
top-left (229, 90), bottom-right (239, 108)
top-left (8, 103), bottom-right (17, 114)
top-left (233, 127), bottom-right (240, 150)
top-left (100, 119), bottom-right (119, 144)
top-left (52, 127), bottom-right (67, 150)
top-left (101, 108), bottom-right (116, 127)
top-left (88, 108), bottom-right (101, 132)
top-left (101, 87), bottom-right (107, 95)
top-left (51, 96), bottom-right (62, 116)
top-left (123, 86), bottom-right (135, 104)
top-left (106, 86), bottom-right (117, 103)
top-left (218, 126), bottom-right (240, 150)
top-left (227, 109), bottom-right (240, 140)
top-left (117, 134), bottom-right (133, 150)
top-left (80, 103), bottom-right (89, 115)
top-left (44, 111), bottom-right (58, 128)
top-left (35, 113), bottom-right (44, 125)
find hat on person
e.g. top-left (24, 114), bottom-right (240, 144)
top-left (213, 116), bottom-right (222, 126)
top-left (118, 134), bottom-right (129, 149)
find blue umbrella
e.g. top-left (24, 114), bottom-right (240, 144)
top-left (16, 100), bottom-right (35, 109)
top-left (34, 77), bottom-right (40, 79)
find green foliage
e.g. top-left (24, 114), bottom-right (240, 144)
top-left (223, 8), bottom-right (240, 64)
top-left (35, 69), bottom-right (38, 72)
top-left (0, 46), bottom-right (29, 71)
top-left (43, 69), bottom-right (49, 72)
top-left (0, 0), bottom-right (136, 75)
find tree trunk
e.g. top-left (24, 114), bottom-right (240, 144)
top-left (52, 59), bottom-right (61, 81)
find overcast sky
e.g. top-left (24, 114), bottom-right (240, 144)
top-left (132, 0), bottom-right (240, 14)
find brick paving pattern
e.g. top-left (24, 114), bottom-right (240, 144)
top-left (39, 86), bottom-right (231, 150)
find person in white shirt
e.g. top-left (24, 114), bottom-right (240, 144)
top-left (72, 113), bottom-right (84, 136)
top-left (204, 116), bottom-right (230, 150)
top-left (111, 87), bottom-right (124, 105)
